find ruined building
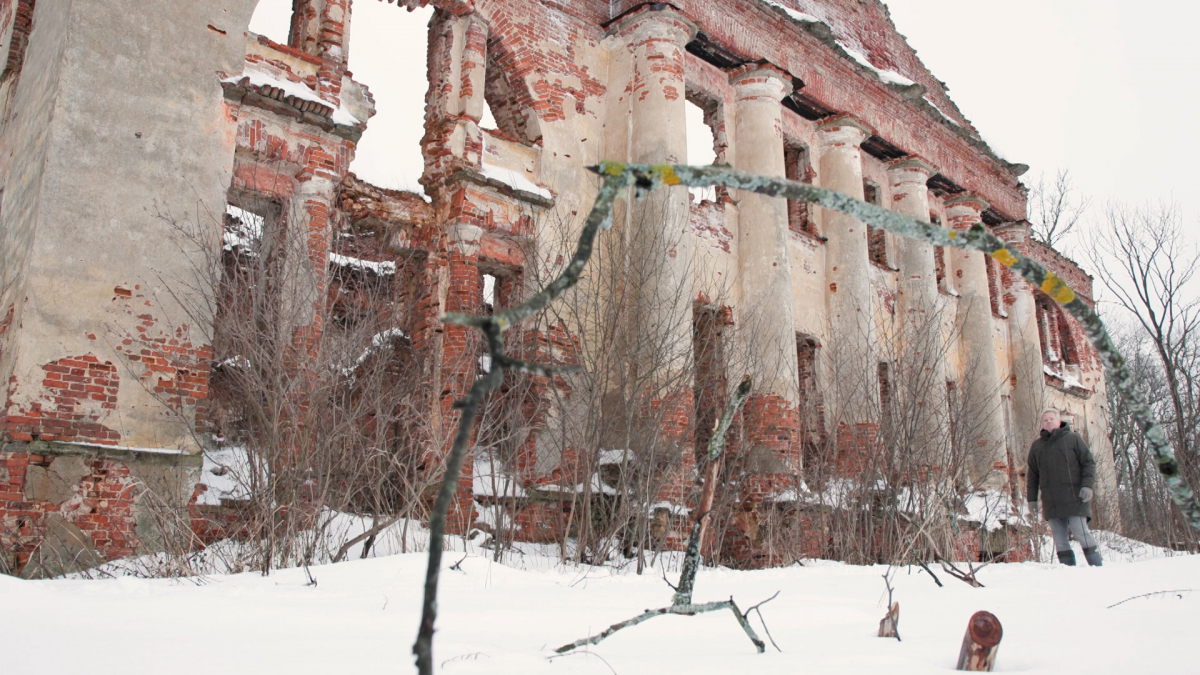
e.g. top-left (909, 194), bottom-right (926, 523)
top-left (0, 0), bottom-right (1117, 575)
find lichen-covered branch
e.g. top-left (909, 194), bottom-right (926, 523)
top-left (586, 161), bottom-right (1200, 536)
top-left (413, 171), bottom-right (632, 675)
top-left (674, 375), bottom-right (753, 607)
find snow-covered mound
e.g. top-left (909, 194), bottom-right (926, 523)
top-left (2, 523), bottom-right (1195, 674)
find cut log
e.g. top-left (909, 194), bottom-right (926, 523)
top-left (956, 611), bottom-right (1002, 671)
top-left (877, 601), bottom-right (899, 638)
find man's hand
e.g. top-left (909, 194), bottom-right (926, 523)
top-left (1079, 487), bottom-right (1094, 503)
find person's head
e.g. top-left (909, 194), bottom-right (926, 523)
top-left (1041, 409), bottom-right (1062, 433)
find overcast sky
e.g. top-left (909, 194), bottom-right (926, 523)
top-left (884, 0), bottom-right (1200, 247)
top-left (250, 0), bottom-right (1199, 251)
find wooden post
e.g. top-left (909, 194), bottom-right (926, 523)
top-left (877, 601), bottom-right (899, 638)
top-left (956, 611), bottom-right (1002, 671)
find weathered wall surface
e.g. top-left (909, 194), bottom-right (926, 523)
top-left (1, 0), bottom-right (257, 449)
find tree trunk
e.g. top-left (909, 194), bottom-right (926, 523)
top-left (877, 601), bottom-right (899, 638)
top-left (956, 611), bottom-right (1002, 671)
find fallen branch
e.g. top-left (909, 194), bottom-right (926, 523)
top-left (555, 597), bottom-right (768, 654)
top-left (937, 556), bottom-right (984, 588)
top-left (744, 591), bottom-right (783, 652)
top-left (333, 512), bottom-right (404, 563)
top-left (556, 377), bottom-right (770, 657)
top-left (1107, 589), bottom-right (1196, 609)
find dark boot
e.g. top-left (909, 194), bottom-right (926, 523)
top-left (1057, 549), bottom-right (1076, 566)
top-left (1082, 546), bottom-right (1103, 567)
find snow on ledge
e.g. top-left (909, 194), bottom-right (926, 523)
top-left (761, 0), bottom-right (821, 24)
top-left (58, 441), bottom-right (189, 456)
top-left (835, 40), bottom-right (917, 87)
top-left (648, 501), bottom-right (692, 516)
top-left (329, 252), bottom-right (396, 275)
top-left (223, 69), bottom-right (361, 127)
top-left (479, 161), bottom-right (553, 201)
top-left (923, 97), bottom-right (961, 127)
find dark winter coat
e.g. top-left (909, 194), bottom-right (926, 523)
top-left (1026, 422), bottom-right (1096, 520)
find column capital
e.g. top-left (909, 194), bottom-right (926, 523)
top-left (944, 193), bottom-right (989, 210)
top-left (818, 114), bottom-right (873, 148)
top-left (609, 5), bottom-right (697, 45)
top-left (993, 220), bottom-right (1033, 246)
top-left (945, 194), bottom-right (989, 230)
top-left (887, 155), bottom-right (936, 181)
top-left (729, 63), bottom-right (794, 99)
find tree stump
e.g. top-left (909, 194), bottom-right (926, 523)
top-left (956, 611), bottom-right (1002, 671)
top-left (877, 601), bottom-right (899, 638)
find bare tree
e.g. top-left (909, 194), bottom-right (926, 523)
top-left (1028, 169), bottom-right (1090, 250)
top-left (1104, 316), bottom-right (1197, 550)
top-left (1088, 203), bottom-right (1200, 494)
top-left (1089, 204), bottom-right (1200, 549)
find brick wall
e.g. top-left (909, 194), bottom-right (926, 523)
top-left (1, 450), bottom-right (138, 575)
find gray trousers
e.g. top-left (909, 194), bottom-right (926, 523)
top-left (1048, 516), bottom-right (1097, 551)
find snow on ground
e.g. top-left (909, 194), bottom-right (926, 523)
top-left (2, 528), bottom-right (1195, 674)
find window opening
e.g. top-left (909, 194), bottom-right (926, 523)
top-left (786, 143), bottom-right (817, 235)
top-left (934, 246), bottom-right (948, 293)
top-left (797, 333), bottom-right (823, 466)
top-left (480, 97), bottom-right (498, 130)
top-left (864, 181), bottom-right (888, 267)
top-left (985, 255), bottom-right (1005, 317)
top-left (482, 273), bottom-right (496, 314)
top-left (685, 98), bottom-right (718, 203)
top-left (878, 361), bottom-right (892, 430)
top-left (347, 3), bottom-right (435, 195)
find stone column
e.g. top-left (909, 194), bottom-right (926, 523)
top-left (617, 7), bottom-right (696, 380)
top-left (818, 115), bottom-right (877, 424)
top-left (994, 221), bottom-right (1043, 454)
top-left (731, 66), bottom-right (798, 405)
top-left (887, 156), bottom-right (947, 464)
top-left (730, 65), bottom-right (800, 477)
top-left (945, 195), bottom-right (1008, 489)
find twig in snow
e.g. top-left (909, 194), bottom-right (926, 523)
top-left (742, 591), bottom-right (783, 652)
top-left (1107, 589), bottom-right (1196, 609)
top-left (878, 572), bottom-right (901, 641)
top-left (548, 650), bottom-right (619, 674)
top-left (936, 555), bottom-right (983, 588)
top-left (916, 558), bottom-right (943, 588)
top-left (449, 553), bottom-right (468, 572)
top-left (661, 568), bottom-right (678, 592)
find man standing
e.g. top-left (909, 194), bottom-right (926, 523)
top-left (1026, 409), bottom-right (1103, 566)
